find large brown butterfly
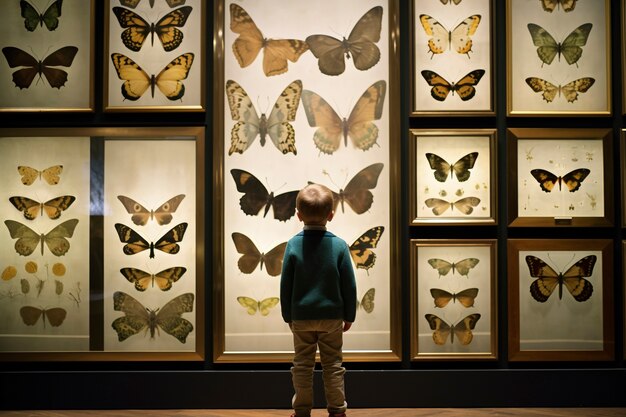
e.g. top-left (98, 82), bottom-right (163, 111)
top-left (425, 313), bottom-right (481, 345)
top-left (9, 195), bottom-right (75, 220)
top-left (20, 306), bottom-right (67, 328)
top-left (17, 165), bottom-right (63, 185)
top-left (349, 226), bottom-right (384, 271)
top-left (117, 194), bottom-right (185, 226)
top-left (229, 3), bottom-right (308, 77)
top-left (541, 0), bottom-right (577, 12)
top-left (119, 266), bottom-right (186, 291)
top-left (4, 219), bottom-right (79, 257)
top-left (114, 222), bottom-right (187, 259)
top-left (2, 46), bottom-right (78, 89)
top-left (306, 6), bottom-right (383, 76)
top-left (525, 77), bottom-right (595, 103)
top-left (112, 291), bottom-right (194, 343)
top-left (425, 152), bottom-right (478, 182)
top-left (428, 258), bottom-right (479, 278)
top-left (314, 163), bottom-right (384, 214)
top-left (231, 232), bottom-right (287, 277)
top-left (527, 23), bottom-right (592, 67)
top-left (419, 14), bottom-right (481, 58)
top-left (430, 288), bottom-right (479, 308)
top-left (525, 255), bottom-right (595, 302)
top-left (230, 169), bottom-right (298, 221)
top-left (530, 168), bottom-right (590, 192)
top-left (424, 197), bottom-right (480, 215)
top-left (301, 80), bottom-right (386, 154)
top-left (421, 70), bottom-right (485, 102)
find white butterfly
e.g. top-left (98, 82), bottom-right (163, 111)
top-left (419, 14), bottom-right (481, 58)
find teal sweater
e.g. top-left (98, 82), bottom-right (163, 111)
top-left (280, 228), bottom-right (357, 323)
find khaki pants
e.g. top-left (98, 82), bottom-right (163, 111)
top-left (290, 319), bottom-right (347, 416)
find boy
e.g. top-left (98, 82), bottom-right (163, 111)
top-left (280, 184), bottom-right (357, 417)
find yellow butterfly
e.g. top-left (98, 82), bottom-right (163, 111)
top-left (306, 6), bottom-right (383, 76)
top-left (428, 258), bottom-right (479, 278)
top-left (225, 79), bottom-right (302, 155)
top-left (541, 0), bottom-right (577, 12)
top-left (424, 197), bottom-right (480, 216)
top-left (112, 291), bottom-right (194, 343)
top-left (525, 255), bottom-right (594, 302)
top-left (119, 266), bottom-right (186, 292)
top-left (20, 306), bottom-right (67, 328)
top-left (231, 232), bottom-right (287, 277)
top-left (9, 195), bottom-right (75, 220)
top-left (301, 80), bottom-right (386, 154)
top-left (110, 52), bottom-right (194, 101)
top-left (237, 296), bottom-right (280, 316)
top-left (425, 152), bottom-right (478, 182)
top-left (527, 23), bottom-right (592, 67)
top-left (430, 287), bottom-right (479, 308)
top-left (117, 194), bottom-right (185, 226)
top-left (525, 77), bottom-right (595, 103)
top-left (112, 6), bottom-right (192, 52)
top-left (114, 222), bottom-right (188, 259)
top-left (421, 70), bottom-right (485, 101)
top-left (349, 226), bottom-right (384, 271)
top-left (425, 313), bottom-right (481, 345)
top-left (530, 168), bottom-right (590, 192)
top-left (229, 3), bottom-right (308, 77)
top-left (4, 219), bottom-right (79, 257)
top-left (419, 14), bottom-right (481, 58)
top-left (357, 288), bottom-right (375, 314)
top-left (17, 165), bottom-right (63, 185)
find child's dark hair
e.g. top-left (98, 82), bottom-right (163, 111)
top-left (296, 184), bottom-right (334, 224)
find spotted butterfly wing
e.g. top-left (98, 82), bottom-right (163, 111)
top-left (430, 288), bottom-right (479, 308)
top-left (525, 255), bottom-right (594, 302)
top-left (419, 14), bottom-right (481, 58)
top-left (425, 313), bottom-right (481, 345)
top-left (306, 6), bottom-right (383, 76)
top-left (230, 169), bottom-right (297, 221)
top-left (349, 226), bottom-right (384, 271)
top-left (114, 222), bottom-right (187, 258)
top-left (530, 168), bottom-right (590, 192)
top-left (20, 0), bottom-right (63, 31)
top-left (4, 219), bottom-right (79, 257)
top-left (424, 197), bottom-right (480, 215)
top-left (357, 288), bottom-right (375, 313)
top-left (17, 165), bottom-right (63, 185)
top-left (425, 152), bottom-right (478, 182)
top-left (117, 194), bottom-right (185, 226)
top-left (9, 195), bottom-right (75, 220)
top-left (2, 46), bottom-right (78, 89)
top-left (231, 232), bottom-right (287, 277)
top-left (421, 70), bottom-right (485, 101)
top-left (226, 79), bottom-right (302, 155)
top-left (527, 23), bottom-right (592, 66)
top-left (541, 0), bottom-right (577, 12)
top-left (237, 296), bottom-right (280, 316)
top-left (525, 77), bottom-right (595, 103)
top-left (119, 266), bottom-right (186, 291)
top-left (20, 306), bottom-right (67, 328)
top-left (427, 258), bottom-right (479, 278)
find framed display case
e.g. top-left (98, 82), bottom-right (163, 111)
top-left (0, 127), bottom-right (205, 361)
top-left (409, 129), bottom-right (497, 225)
top-left (507, 128), bottom-right (613, 227)
top-left (508, 239), bottom-right (614, 361)
top-left (213, 0), bottom-right (401, 362)
top-left (0, 0), bottom-right (94, 112)
top-left (103, 0), bottom-right (205, 111)
top-left (506, 0), bottom-right (611, 116)
top-left (410, 0), bottom-right (494, 116)
top-left (410, 239), bottom-right (497, 361)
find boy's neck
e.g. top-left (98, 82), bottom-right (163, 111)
top-left (303, 224), bottom-right (327, 231)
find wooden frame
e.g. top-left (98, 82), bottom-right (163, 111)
top-left (506, 0), bottom-right (611, 116)
top-left (623, 241), bottom-right (626, 360)
top-left (213, 0), bottom-right (401, 363)
top-left (507, 128), bottom-right (613, 227)
top-left (410, 0), bottom-right (494, 116)
top-left (103, 0), bottom-right (205, 112)
top-left (0, 0), bottom-right (94, 112)
top-left (0, 127), bottom-right (205, 361)
top-left (410, 239), bottom-right (497, 361)
top-left (621, 130), bottom-right (626, 227)
top-left (507, 239), bottom-right (614, 362)
top-left (409, 129), bottom-right (497, 225)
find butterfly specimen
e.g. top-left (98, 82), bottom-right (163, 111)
top-left (428, 258), bottom-right (479, 278)
top-left (9, 195), bottom-right (75, 220)
top-left (421, 70), bottom-right (485, 102)
top-left (112, 6), bottom-right (192, 52)
top-left (306, 6), bottom-right (383, 76)
top-left (527, 23), bottom-right (592, 66)
top-left (114, 222), bottom-right (188, 259)
top-left (20, 306), bottom-right (67, 328)
top-left (525, 255), bottom-right (595, 302)
top-left (230, 3), bottom-right (308, 77)
top-left (120, 266), bottom-right (186, 292)
top-left (424, 313), bottom-right (481, 345)
top-left (4, 219), bottom-right (79, 257)
top-left (424, 197), bottom-right (480, 215)
top-left (119, 0), bottom-right (186, 8)
top-left (20, 0), bottom-right (63, 31)
top-left (2, 46), bottom-right (78, 89)
top-left (117, 194), bottom-right (185, 226)
top-left (430, 288), bottom-right (479, 308)
top-left (225, 79), bottom-right (302, 155)
top-left (316, 163), bottom-right (384, 214)
top-left (110, 52), bottom-right (194, 101)
top-left (357, 288), bottom-right (375, 314)
top-left (525, 77), bottom-right (595, 103)
top-left (425, 152), bottom-right (478, 182)
top-left (17, 165), bottom-right (63, 185)
top-left (440, 0), bottom-right (462, 3)
top-left (541, 0), bottom-right (577, 12)
top-left (112, 291), bottom-right (194, 343)
top-left (301, 80), bottom-right (386, 154)
top-left (230, 169), bottom-right (298, 221)
top-left (530, 168), bottom-right (590, 192)
top-left (419, 14), bottom-right (481, 58)
top-left (237, 296), bottom-right (280, 316)
top-left (349, 226), bottom-right (384, 271)
top-left (231, 232), bottom-right (286, 277)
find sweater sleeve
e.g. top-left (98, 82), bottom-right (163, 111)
top-left (280, 242), bottom-right (294, 323)
top-left (340, 242), bottom-right (357, 323)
